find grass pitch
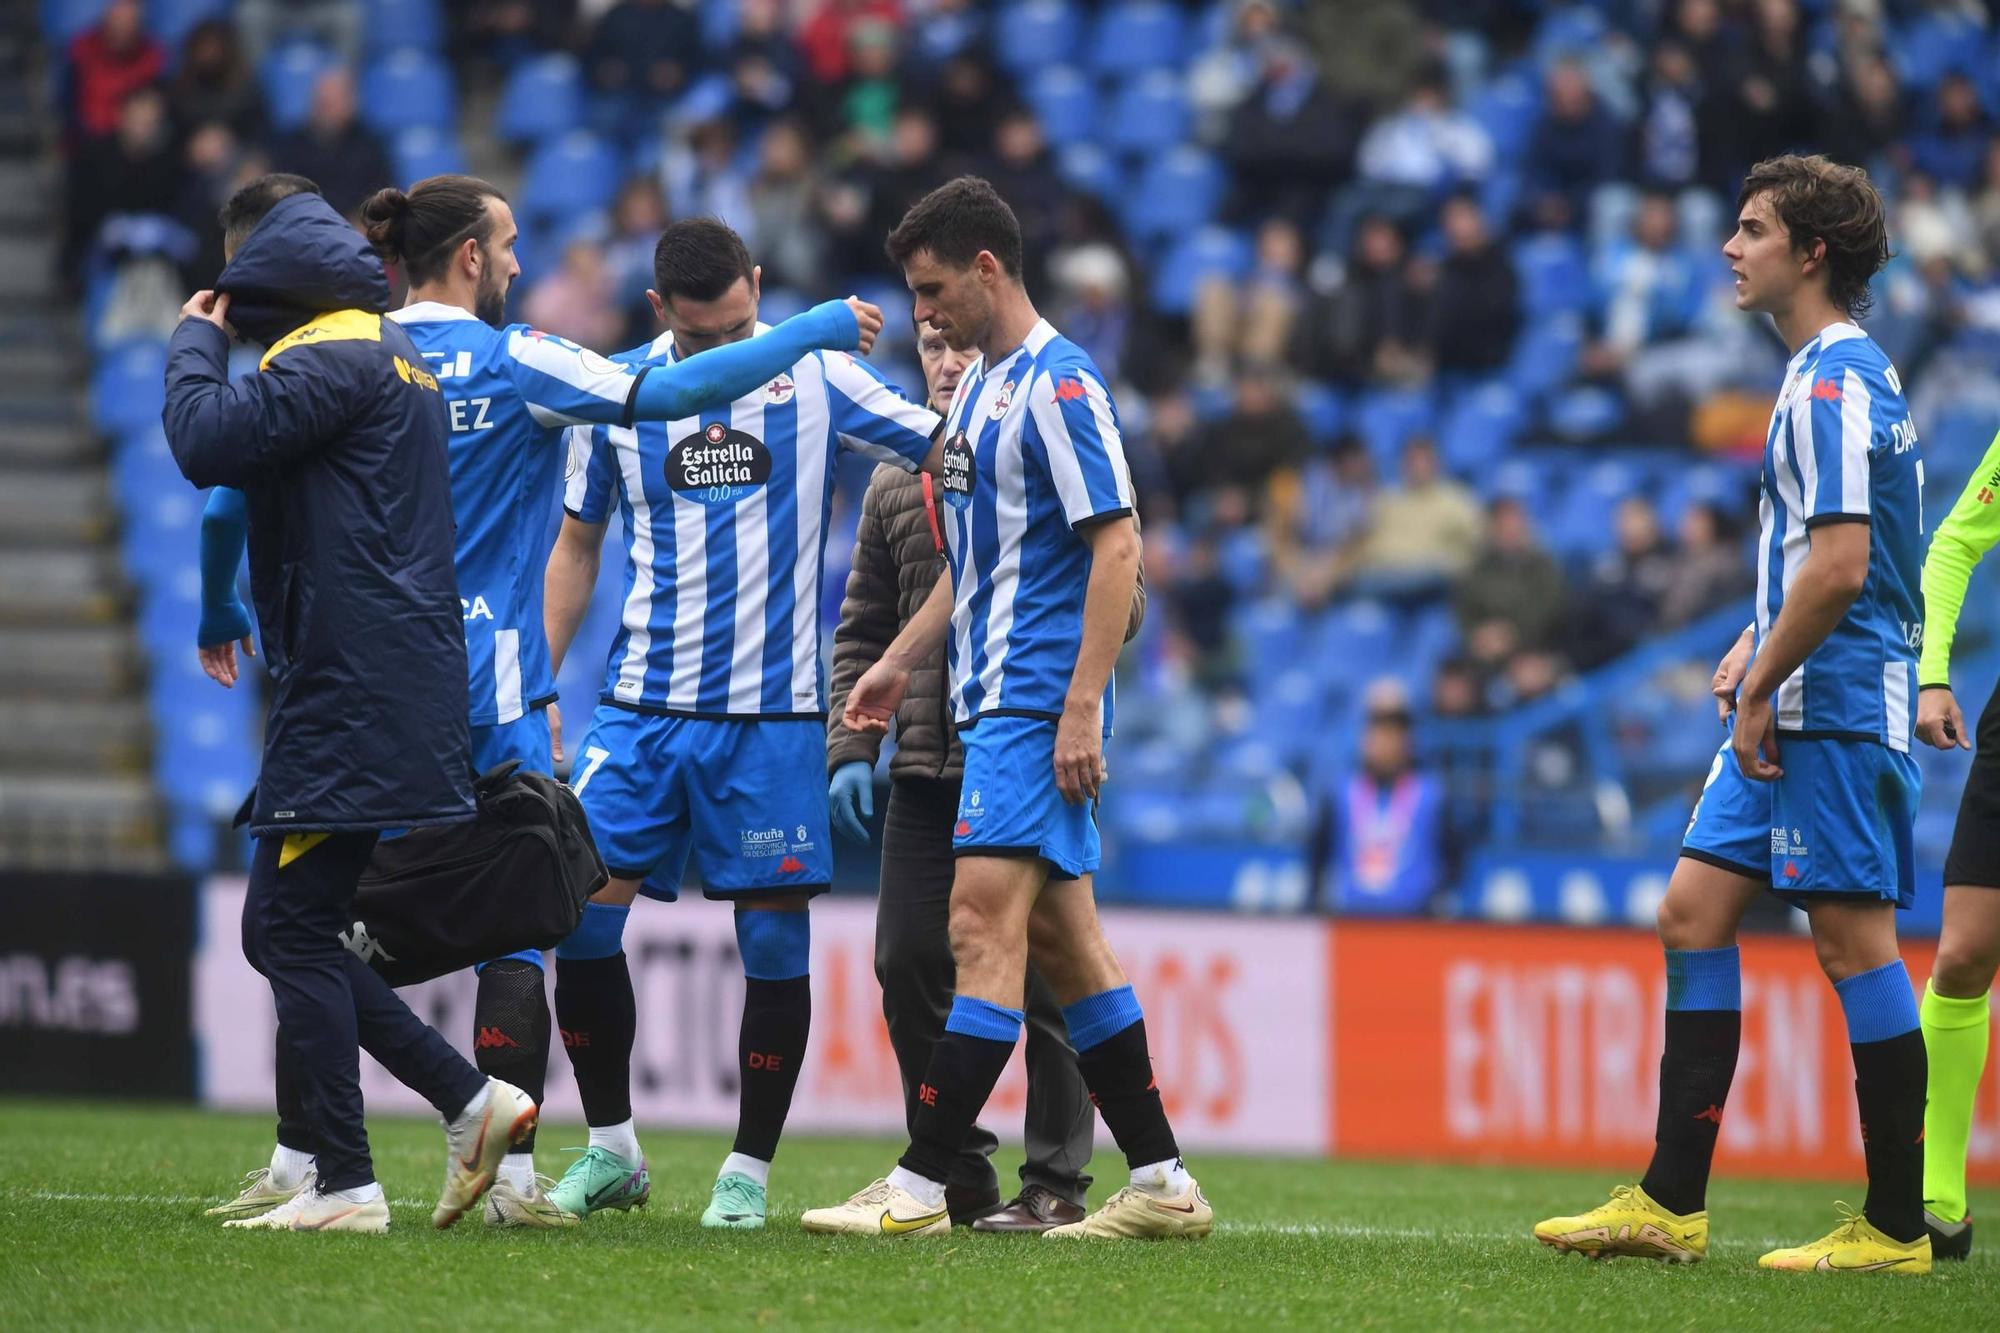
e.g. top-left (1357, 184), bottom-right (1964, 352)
top-left (1, 1100), bottom-right (1994, 1330)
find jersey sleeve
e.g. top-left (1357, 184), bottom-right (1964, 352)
top-left (821, 350), bottom-right (940, 469)
top-left (1793, 348), bottom-right (1882, 527)
top-left (503, 327), bottom-right (646, 429)
top-left (1025, 361), bottom-right (1136, 529)
top-left (1920, 427), bottom-right (2000, 687)
top-left (563, 423), bottom-right (619, 523)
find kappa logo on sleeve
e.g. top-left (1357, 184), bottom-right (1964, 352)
top-left (1810, 378), bottom-right (1843, 403)
top-left (1052, 377), bottom-right (1090, 404)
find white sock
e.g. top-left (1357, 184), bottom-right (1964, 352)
top-left (588, 1118), bottom-right (643, 1163)
top-left (1129, 1156), bottom-right (1193, 1197)
top-left (329, 1181), bottom-right (383, 1204)
top-left (448, 1080), bottom-right (493, 1131)
top-left (499, 1152), bottom-right (536, 1191)
top-left (888, 1165), bottom-right (946, 1210)
top-left (269, 1143), bottom-right (315, 1190)
top-left (718, 1152), bottom-right (770, 1188)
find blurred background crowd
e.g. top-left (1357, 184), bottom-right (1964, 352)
top-left (21, 0), bottom-right (2000, 928)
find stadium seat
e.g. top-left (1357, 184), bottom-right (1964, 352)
top-left (359, 49), bottom-right (455, 136)
top-left (1506, 312), bottom-right (1583, 401)
top-left (111, 428), bottom-right (189, 520)
top-left (1023, 65), bottom-right (1097, 148)
top-left (259, 40), bottom-right (338, 134)
top-left (995, 0), bottom-right (1078, 76)
top-left (1466, 73), bottom-right (1539, 159)
top-left (1439, 380), bottom-right (1526, 473)
top-left (1103, 70), bottom-right (1192, 155)
top-left (147, 0), bottom-right (229, 49)
top-left (89, 339), bottom-right (168, 441)
top-left (1513, 231), bottom-right (1592, 317)
top-left (496, 53), bottom-right (586, 145)
top-left (519, 133), bottom-right (625, 228)
top-left (390, 126), bottom-right (468, 185)
top-left (1294, 380), bottom-right (1347, 443)
top-left (1352, 387), bottom-right (1436, 467)
top-left (1122, 145), bottom-right (1222, 244)
top-left (1056, 142), bottom-right (1123, 201)
top-left (41, 0), bottom-right (108, 45)
top-left (1091, 1), bottom-right (1186, 76)
top-left (1546, 384), bottom-right (1625, 442)
top-left (361, 0), bottom-right (443, 56)
top-left (1149, 225), bottom-right (1250, 316)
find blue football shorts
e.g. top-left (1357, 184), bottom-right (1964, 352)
top-left (569, 706), bottom-right (831, 902)
top-left (469, 707), bottom-right (553, 775)
top-left (953, 714), bottom-right (1102, 881)
top-left (1681, 727), bottom-right (1919, 908)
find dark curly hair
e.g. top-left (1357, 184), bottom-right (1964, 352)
top-left (1736, 154), bottom-right (1891, 319)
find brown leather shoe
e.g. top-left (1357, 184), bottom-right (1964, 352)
top-left (971, 1184), bottom-right (1085, 1233)
top-left (946, 1184), bottom-right (1003, 1227)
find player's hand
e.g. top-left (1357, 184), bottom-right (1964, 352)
top-left (828, 760), bottom-right (875, 843)
top-left (1730, 690), bottom-right (1782, 781)
top-left (180, 289), bottom-right (231, 333)
top-left (1711, 628), bottom-right (1753, 723)
top-left (1054, 699), bottom-right (1107, 805)
top-left (548, 701), bottom-right (564, 765)
top-left (844, 297), bottom-right (884, 356)
top-left (1917, 687), bottom-right (1970, 751)
top-left (197, 635), bottom-right (256, 688)
top-left (843, 658), bottom-right (909, 734)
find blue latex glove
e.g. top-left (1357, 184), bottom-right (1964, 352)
top-left (196, 486), bottom-right (253, 648)
top-left (828, 760), bottom-right (875, 844)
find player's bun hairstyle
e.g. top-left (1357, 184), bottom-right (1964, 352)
top-left (885, 175), bottom-right (1023, 279)
top-left (218, 172), bottom-right (320, 252)
top-left (652, 217), bottom-right (755, 304)
top-left (1737, 154), bottom-right (1892, 320)
top-left (361, 175), bottom-right (506, 287)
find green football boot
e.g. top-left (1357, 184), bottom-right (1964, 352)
top-left (546, 1146), bottom-right (650, 1220)
top-left (701, 1172), bottom-right (768, 1229)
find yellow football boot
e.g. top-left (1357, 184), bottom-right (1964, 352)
top-left (1534, 1184), bottom-right (1707, 1262)
top-left (1758, 1204), bottom-right (1931, 1274)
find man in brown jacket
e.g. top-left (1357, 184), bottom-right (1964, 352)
top-left (826, 319), bottom-right (1145, 1231)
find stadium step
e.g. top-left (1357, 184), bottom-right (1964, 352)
top-left (0, 548), bottom-right (124, 625)
top-left (0, 698), bottom-right (148, 773)
top-left (0, 157), bottom-right (51, 226)
top-left (0, 466), bottom-right (110, 545)
top-left (0, 420), bottom-right (95, 466)
top-left (0, 232), bottom-right (57, 302)
top-left (0, 626), bottom-right (143, 698)
top-left (0, 771), bottom-right (167, 873)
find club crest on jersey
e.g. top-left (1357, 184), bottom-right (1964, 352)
top-left (989, 380), bottom-right (1015, 421)
top-left (667, 423), bottom-right (771, 505)
top-left (941, 430), bottom-right (975, 509)
top-left (765, 372), bottom-right (796, 405)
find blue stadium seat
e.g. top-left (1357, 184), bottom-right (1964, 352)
top-left (1439, 380), bottom-right (1526, 473)
top-left (259, 40), bottom-right (338, 134)
top-left (519, 133), bottom-right (624, 227)
top-left (90, 339), bottom-right (168, 441)
top-left (995, 0), bottom-right (1078, 76)
top-left (390, 126), bottom-right (468, 185)
top-left (1547, 384), bottom-right (1625, 442)
top-left (112, 426), bottom-right (184, 509)
top-left (1352, 387), bottom-right (1436, 467)
top-left (148, 0), bottom-right (229, 49)
top-left (1231, 597), bottom-right (1304, 668)
top-left (359, 49), bottom-right (455, 136)
top-left (1104, 70), bottom-right (1192, 155)
top-left (497, 53), bottom-right (586, 145)
top-left (1294, 380), bottom-right (1347, 443)
top-left (1506, 311), bottom-right (1583, 400)
top-left (1023, 65), bottom-right (1097, 148)
top-left (41, 0), bottom-right (108, 46)
top-left (1149, 225), bottom-right (1249, 316)
top-left (1513, 231), bottom-right (1592, 317)
top-left (1122, 145), bottom-right (1221, 243)
top-left (1091, 1), bottom-right (1186, 76)
top-left (1466, 73), bottom-right (1539, 159)
top-left (1056, 143), bottom-right (1123, 201)
top-left (362, 0), bottom-right (443, 56)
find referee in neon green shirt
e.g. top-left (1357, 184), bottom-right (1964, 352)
top-left (1914, 430), bottom-right (2000, 1260)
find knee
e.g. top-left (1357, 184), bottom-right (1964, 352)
top-left (1656, 892), bottom-right (1727, 952)
top-left (1933, 936), bottom-right (2000, 997)
top-left (948, 894), bottom-right (1014, 976)
top-left (1810, 924), bottom-right (1896, 984)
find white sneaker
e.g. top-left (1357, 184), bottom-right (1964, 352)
top-left (434, 1078), bottom-right (539, 1231)
top-left (485, 1174), bottom-right (580, 1229)
top-left (1044, 1181), bottom-right (1213, 1240)
top-left (205, 1166), bottom-right (314, 1221)
top-left (223, 1187), bottom-right (390, 1234)
top-left (800, 1178), bottom-right (949, 1238)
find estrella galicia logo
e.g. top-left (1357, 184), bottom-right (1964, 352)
top-left (666, 422), bottom-right (771, 505)
top-left (941, 429), bottom-right (974, 510)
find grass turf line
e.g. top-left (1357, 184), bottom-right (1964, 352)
top-left (1, 1099), bottom-right (1993, 1330)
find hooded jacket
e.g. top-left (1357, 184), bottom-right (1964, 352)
top-left (163, 191), bottom-right (474, 835)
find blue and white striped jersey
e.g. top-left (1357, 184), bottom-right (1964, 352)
top-left (936, 319), bottom-right (1136, 729)
top-left (1755, 320), bottom-right (1924, 748)
top-left (566, 328), bottom-right (938, 717)
top-left (388, 301), bottom-right (653, 725)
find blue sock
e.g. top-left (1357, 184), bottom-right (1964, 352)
top-left (1835, 959), bottom-right (1921, 1043)
top-left (944, 994), bottom-right (1025, 1043)
top-left (1062, 984), bottom-right (1143, 1053)
top-left (554, 902), bottom-right (629, 961)
top-left (1664, 946), bottom-right (1741, 1012)
top-left (734, 909), bottom-right (809, 981)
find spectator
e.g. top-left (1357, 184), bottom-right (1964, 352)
top-left (1168, 530), bottom-right (1239, 695)
top-left (1222, 37), bottom-right (1357, 228)
top-left (1570, 497), bottom-right (1676, 669)
top-left (1352, 436), bottom-right (1483, 588)
top-left (1582, 188), bottom-right (1705, 380)
top-left (1524, 58), bottom-right (1624, 223)
top-left (269, 69), bottom-right (393, 219)
top-left (1138, 387), bottom-right (1205, 520)
top-left (1314, 679), bottom-right (1448, 916)
top-left (1636, 40), bottom-right (1703, 190)
top-left (911, 0), bottom-right (982, 63)
top-left (840, 18), bottom-right (904, 148)
top-left (1731, 0), bottom-right (1813, 170)
top-left (1274, 434), bottom-right (1378, 609)
top-left (1193, 217), bottom-right (1306, 383)
top-left (1421, 194), bottom-right (1519, 379)
top-left (927, 53), bottom-right (1015, 160)
top-left (233, 0), bottom-right (362, 63)
top-left (465, 0), bottom-right (580, 66)
top-left (831, 106), bottom-right (944, 275)
top-left (175, 123), bottom-right (263, 289)
top-left (799, 0), bottom-right (905, 88)
top-left (61, 0), bottom-right (164, 143)
top-left (1205, 363), bottom-right (1309, 507)
top-left (748, 118), bottom-right (829, 291)
top-left (1353, 67), bottom-right (1493, 195)
top-left (65, 85), bottom-right (180, 282)
top-left (523, 237), bottom-right (623, 351)
top-left (1431, 656), bottom-right (1485, 718)
top-left (1910, 73), bottom-right (1993, 191)
top-left (1299, 215), bottom-right (1427, 387)
top-left (1189, 0), bottom-right (1285, 123)
top-left (727, 0), bottom-right (802, 135)
top-left (658, 116), bottom-right (753, 234)
top-left (1453, 495), bottom-right (1567, 655)
top-left (1974, 139), bottom-right (2000, 266)
top-left (604, 175), bottom-right (670, 340)
top-left (981, 108), bottom-right (1065, 283)
top-left (586, 0), bottom-right (703, 110)
top-left (167, 19), bottom-right (265, 143)
top-left (1660, 500), bottom-right (1753, 628)
top-left (1818, 54), bottom-right (1904, 173)
top-left (1049, 242), bottom-right (1132, 386)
